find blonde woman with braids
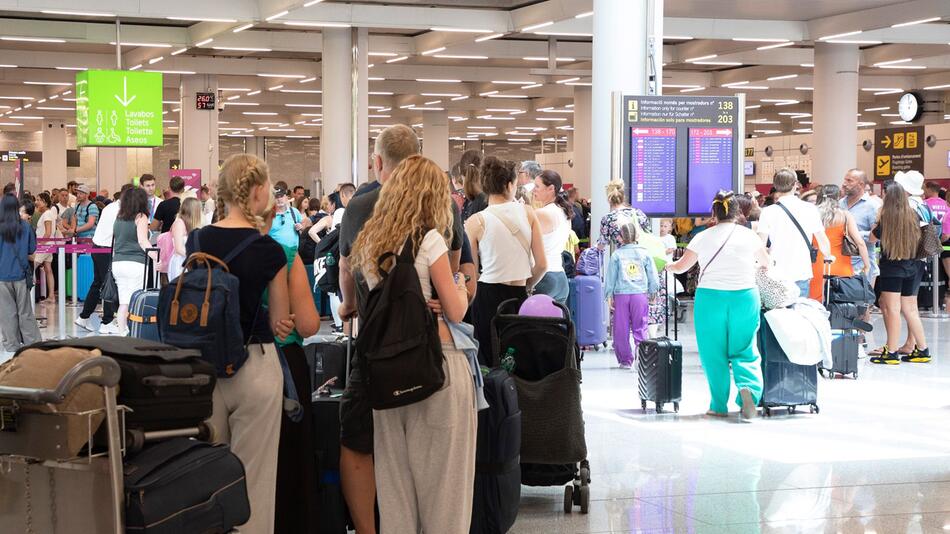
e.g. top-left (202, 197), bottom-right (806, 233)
top-left (667, 191), bottom-right (770, 421)
top-left (167, 197), bottom-right (204, 280)
top-left (185, 154), bottom-right (293, 534)
top-left (350, 154), bottom-right (475, 534)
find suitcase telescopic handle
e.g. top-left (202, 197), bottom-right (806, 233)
top-left (142, 375), bottom-right (212, 387)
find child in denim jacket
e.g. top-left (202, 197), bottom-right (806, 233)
top-left (605, 221), bottom-right (659, 368)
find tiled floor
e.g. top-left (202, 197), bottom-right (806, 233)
top-left (15, 299), bottom-right (950, 533)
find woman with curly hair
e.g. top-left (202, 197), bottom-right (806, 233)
top-left (350, 154), bottom-right (475, 533)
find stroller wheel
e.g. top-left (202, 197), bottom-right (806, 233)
top-left (579, 485), bottom-right (590, 514)
top-left (563, 485), bottom-right (574, 513)
top-left (580, 467), bottom-right (590, 486)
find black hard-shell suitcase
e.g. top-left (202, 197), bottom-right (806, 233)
top-left (757, 313), bottom-right (819, 416)
top-left (470, 368), bottom-right (521, 534)
top-left (124, 437), bottom-right (250, 534)
top-left (310, 334), bottom-right (358, 534)
top-left (638, 271), bottom-right (682, 413)
top-left (26, 336), bottom-right (215, 434)
top-left (821, 270), bottom-right (872, 380)
top-left (305, 340), bottom-right (347, 392)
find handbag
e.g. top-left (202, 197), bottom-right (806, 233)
top-left (915, 205), bottom-right (943, 259)
top-left (756, 267), bottom-right (798, 309)
top-left (841, 234), bottom-right (860, 257)
top-left (776, 202), bottom-right (819, 263)
top-left (100, 237), bottom-right (119, 305)
top-left (828, 274), bottom-right (875, 304)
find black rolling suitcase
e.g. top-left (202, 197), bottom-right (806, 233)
top-left (637, 272), bottom-right (683, 413)
top-left (124, 437), bottom-right (250, 534)
top-left (26, 337), bottom-right (215, 435)
top-left (470, 368), bottom-right (521, 534)
top-left (757, 312), bottom-right (819, 416)
top-left (821, 267), bottom-right (872, 380)
top-left (311, 334), bottom-right (355, 534)
top-left (305, 339), bottom-right (347, 392)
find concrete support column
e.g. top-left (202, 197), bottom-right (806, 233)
top-left (422, 110), bottom-right (450, 170)
top-left (321, 28), bottom-right (353, 188)
top-left (96, 148), bottom-right (128, 195)
top-left (573, 87), bottom-right (592, 198)
top-left (42, 120), bottom-right (67, 192)
top-left (813, 42), bottom-right (859, 185)
top-left (179, 74), bottom-right (219, 189)
top-left (592, 0), bottom-right (648, 238)
top-left (355, 27), bottom-right (370, 185)
top-left (246, 136), bottom-right (266, 160)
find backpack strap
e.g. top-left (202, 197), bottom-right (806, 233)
top-left (375, 235), bottom-right (419, 279)
top-left (222, 232), bottom-right (262, 265)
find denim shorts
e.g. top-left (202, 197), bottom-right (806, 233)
top-left (533, 271), bottom-right (570, 304)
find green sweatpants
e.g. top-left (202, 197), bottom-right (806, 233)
top-left (694, 288), bottom-right (763, 414)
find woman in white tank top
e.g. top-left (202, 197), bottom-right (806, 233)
top-left (465, 156), bottom-right (548, 366)
top-left (532, 170), bottom-right (573, 304)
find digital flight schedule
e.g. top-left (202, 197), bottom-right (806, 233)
top-left (687, 128), bottom-right (734, 214)
top-left (619, 95), bottom-right (741, 216)
top-left (629, 127), bottom-right (676, 214)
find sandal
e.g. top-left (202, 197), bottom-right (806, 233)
top-left (867, 345), bottom-right (912, 357)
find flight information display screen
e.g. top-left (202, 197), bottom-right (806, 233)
top-left (629, 127), bottom-right (677, 214)
top-left (688, 128), bottom-right (734, 214)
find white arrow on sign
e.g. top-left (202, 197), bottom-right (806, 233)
top-left (632, 128), bottom-right (650, 134)
top-left (114, 76), bottom-right (137, 107)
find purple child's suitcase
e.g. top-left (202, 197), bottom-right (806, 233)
top-left (574, 275), bottom-right (607, 349)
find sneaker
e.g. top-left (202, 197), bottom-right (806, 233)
top-left (74, 316), bottom-right (94, 332)
top-left (901, 346), bottom-right (931, 363)
top-left (619, 363), bottom-right (632, 370)
top-left (98, 320), bottom-right (122, 335)
top-left (739, 387), bottom-right (757, 421)
top-left (870, 351), bottom-right (900, 365)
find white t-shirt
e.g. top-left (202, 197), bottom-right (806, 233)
top-left (364, 229), bottom-right (448, 301)
top-left (757, 196), bottom-right (824, 282)
top-left (332, 207), bottom-right (345, 230)
top-left (687, 223), bottom-right (763, 291)
top-left (661, 233), bottom-right (677, 253)
top-left (202, 198), bottom-right (215, 226)
top-left (92, 200), bottom-right (121, 247)
top-left (36, 209), bottom-right (59, 239)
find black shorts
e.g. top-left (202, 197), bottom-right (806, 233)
top-left (942, 240), bottom-right (950, 260)
top-left (339, 353), bottom-right (374, 455)
top-left (876, 263), bottom-right (925, 297)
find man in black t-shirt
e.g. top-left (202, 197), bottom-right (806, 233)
top-left (150, 176), bottom-right (185, 233)
top-left (336, 125), bottom-right (462, 534)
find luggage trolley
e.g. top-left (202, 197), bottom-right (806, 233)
top-left (0, 356), bottom-right (125, 534)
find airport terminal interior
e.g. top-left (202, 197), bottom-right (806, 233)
top-left (1, 0), bottom-right (950, 533)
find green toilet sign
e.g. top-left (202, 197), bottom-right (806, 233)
top-left (76, 70), bottom-right (163, 147)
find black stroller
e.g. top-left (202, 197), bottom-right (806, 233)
top-left (491, 298), bottom-right (591, 514)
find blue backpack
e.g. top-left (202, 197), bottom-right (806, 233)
top-left (158, 232), bottom-right (261, 377)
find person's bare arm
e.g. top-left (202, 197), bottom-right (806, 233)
top-left (289, 255), bottom-right (320, 337)
top-left (268, 265), bottom-right (292, 338)
top-left (43, 220), bottom-right (52, 239)
top-left (430, 253), bottom-right (468, 323)
top-left (814, 229), bottom-right (832, 258)
top-left (460, 262), bottom-right (477, 303)
top-left (525, 206), bottom-right (547, 288)
top-left (338, 254), bottom-right (358, 320)
top-left (135, 215), bottom-right (157, 262)
top-left (464, 214), bottom-right (484, 276)
top-left (666, 249), bottom-right (699, 274)
top-left (754, 246), bottom-right (771, 270)
top-left (171, 220), bottom-right (187, 257)
top-left (76, 213), bottom-right (96, 235)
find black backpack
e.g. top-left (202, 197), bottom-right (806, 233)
top-left (356, 235), bottom-right (445, 410)
top-left (313, 227), bottom-right (341, 294)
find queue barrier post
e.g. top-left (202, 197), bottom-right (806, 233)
top-left (926, 248), bottom-right (949, 319)
top-left (58, 243), bottom-right (66, 339)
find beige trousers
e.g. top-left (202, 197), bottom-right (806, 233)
top-left (209, 343), bottom-right (284, 534)
top-left (373, 346), bottom-right (477, 534)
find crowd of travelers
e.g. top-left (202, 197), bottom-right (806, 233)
top-left (1, 119), bottom-right (947, 531)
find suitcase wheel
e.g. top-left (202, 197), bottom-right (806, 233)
top-left (656, 403), bottom-right (664, 414)
top-left (641, 399), bottom-right (647, 412)
top-left (810, 404), bottom-right (819, 414)
top-left (763, 406), bottom-right (772, 418)
top-left (788, 406), bottom-right (795, 415)
top-left (563, 484), bottom-right (574, 514)
top-left (579, 485), bottom-right (590, 514)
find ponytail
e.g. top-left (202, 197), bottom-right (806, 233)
top-left (459, 149), bottom-right (483, 200)
top-left (538, 170), bottom-right (573, 219)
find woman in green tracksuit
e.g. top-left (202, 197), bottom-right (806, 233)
top-left (666, 191), bottom-right (770, 421)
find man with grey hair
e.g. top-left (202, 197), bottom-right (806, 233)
top-left (757, 168), bottom-right (833, 296)
top-left (517, 160), bottom-right (542, 203)
top-left (840, 168), bottom-right (879, 281)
